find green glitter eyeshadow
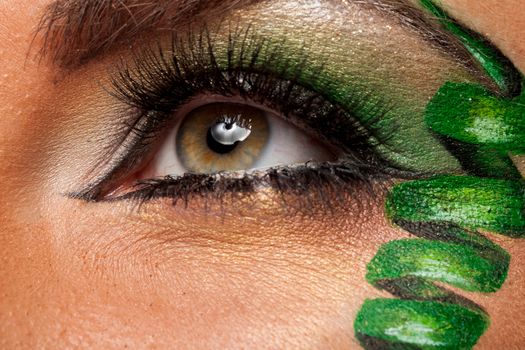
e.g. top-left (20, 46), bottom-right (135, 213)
top-left (203, 3), bottom-right (484, 173)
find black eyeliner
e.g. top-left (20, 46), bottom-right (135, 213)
top-left (71, 26), bottom-right (412, 203)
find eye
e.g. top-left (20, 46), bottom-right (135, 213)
top-left (73, 13), bottom-right (489, 202)
top-left (140, 101), bottom-right (338, 179)
top-left (81, 28), bottom-right (399, 202)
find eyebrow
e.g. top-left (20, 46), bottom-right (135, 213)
top-left (37, 0), bottom-right (474, 70)
top-left (37, 0), bottom-right (256, 67)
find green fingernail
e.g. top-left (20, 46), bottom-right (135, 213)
top-left (386, 175), bottom-right (525, 237)
top-left (426, 82), bottom-right (525, 152)
top-left (355, 3), bottom-right (523, 349)
top-left (355, 299), bottom-right (488, 350)
top-left (366, 239), bottom-right (508, 293)
top-left (420, 0), bottom-right (520, 96)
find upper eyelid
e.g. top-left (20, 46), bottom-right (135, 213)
top-left (35, 0), bottom-right (480, 70)
top-left (52, 0), bottom-right (516, 200)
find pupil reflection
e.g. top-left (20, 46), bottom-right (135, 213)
top-left (206, 128), bottom-right (239, 154)
top-left (207, 115), bottom-right (253, 154)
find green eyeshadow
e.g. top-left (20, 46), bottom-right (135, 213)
top-left (207, 0), bottom-right (490, 173)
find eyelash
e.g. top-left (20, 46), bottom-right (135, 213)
top-left (74, 27), bottom-right (415, 204)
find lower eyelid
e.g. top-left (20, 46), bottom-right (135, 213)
top-left (112, 160), bottom-right (392, 207)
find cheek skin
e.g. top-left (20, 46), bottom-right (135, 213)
top-left (2, 185), bottom-right (524, 349)
top-left (2, 187), bottom-right (412, 349)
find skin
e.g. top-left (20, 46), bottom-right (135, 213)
top-left (0, 1), bottom-right (524, 349)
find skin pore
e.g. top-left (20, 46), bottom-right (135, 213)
top-left (0, 1), bottom-right (524, 350)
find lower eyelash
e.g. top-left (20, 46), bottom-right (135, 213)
top-left (110, 158), bottom-right (416, 210)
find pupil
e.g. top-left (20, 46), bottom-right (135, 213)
top-left (206, 127), bottom-right (239, 154)
top-left (175, 103), bottom-right (269, 173)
